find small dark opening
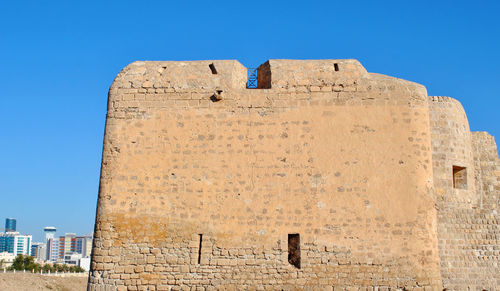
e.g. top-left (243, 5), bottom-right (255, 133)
top-left (210, 94), bottom-right (221, 102)
top-left (452, 165), bottom-right (467, 189)
top-left (210, 90), bottom-right (223, 102)
top-left (288, 233), bottom-right (300, 269)
top-left (209, 63), bottom-right (217, 74)
top-left (334, 63), bottom-right (339, 71)
top-left (197, 234), bottom-right (203, 264)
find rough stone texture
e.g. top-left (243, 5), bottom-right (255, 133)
top-left (428, 97), bottom-right (499, 290)
top-left (88, 60), bottom-right (499, 291)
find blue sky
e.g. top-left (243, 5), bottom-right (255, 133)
top-left (0, 0), bottom-right (499, 241)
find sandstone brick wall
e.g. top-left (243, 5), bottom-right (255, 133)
top-left (428, 96), bottom-right (499, 290)
top-left (88, 59), bottom-right (492, 291)
top-left (472, 132), bottom-right (500, 211)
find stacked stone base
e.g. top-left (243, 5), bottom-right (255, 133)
top-left (87, 239), bottom-right (439, 291)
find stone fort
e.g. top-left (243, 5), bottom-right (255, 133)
top-left (88, 59), bottom-right (499, 291)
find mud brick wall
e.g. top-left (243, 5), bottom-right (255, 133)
top-left (429, 96), bottom-right (499, 290)
top-left (87, 59), bottom-right (494, 291)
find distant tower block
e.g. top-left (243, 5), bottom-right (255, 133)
top-left (4, 218), bottom-right (16, 232)
top-left (43, 226), bottom-right (56, 242)
top-left (88, 59), bottom-right (500, 291)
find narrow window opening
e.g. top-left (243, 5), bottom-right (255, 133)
top-left (209, 63), bottom-right (217, 74)
top-left (452, 165), bottom-right (467, 189)
top-left (247, 68), bottom-right (258, 88)
top-left (334, 63), bottom-right (339, 71)
top-left (288, 233), bottom-right (300, 269)
top-left (197, 234), bottom-right (203, 264)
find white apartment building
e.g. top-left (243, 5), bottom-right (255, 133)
top-left (0, 232), bottom-right (32, 256)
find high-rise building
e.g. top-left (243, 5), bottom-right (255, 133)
top-left (51, 233), bottom-right (94, 260)
top-left (31, 242), bottom-right (45, 259)
top-left (34, 243), bottom-right (47, 261)
top-left (4, 218), bottom-right (16, 232)
top-left (0, 234), bottom-right (14, 253)
top-left (58, 233), bottom-right (76, 259)
top-left (14, 235), bottom-right (31, 255)
top-left (46, 238), bottom-right (60, 262)
top-left (43, 227), bottom-right (56, 242)
top-left (43, 227), bottom-right (58, 261)
top-left (0, 232), bottom-right (32, 256)
top-left (31, 242), bottom-right (39, 257)
top-left (74, 234), bottom-right (93, 258)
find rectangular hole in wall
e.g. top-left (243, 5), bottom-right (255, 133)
top-left (334, 63), bottom-right (339, 71)
top-left (209, 63), bottom-right (217, 74)
top-left (247, 68), bottom-right (258, 88)
top-left (288, 233), bottom-right (300, 269)
top-left (452, 165), bottom-right (467, 189)
top-left (197, 234), bottom-right (203, 264)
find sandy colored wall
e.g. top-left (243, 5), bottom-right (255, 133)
top-left (429, 96), bottom-right (499, 290)
top-left (88, 60), bottom-right (442, 291)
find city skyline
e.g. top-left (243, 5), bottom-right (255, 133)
top-left (1, 218), bottom-right (93, 271)
top-left (0, 217), bottom-right (91, 243)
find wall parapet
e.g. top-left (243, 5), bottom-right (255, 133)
top-left (105, 60), bottom-right (430, 121)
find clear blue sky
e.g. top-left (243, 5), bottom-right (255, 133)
top-left (1, 1), bottom-right (499, 241)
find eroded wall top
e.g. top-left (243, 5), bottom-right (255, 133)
top-left (109, 59), bottom-right (427, 102)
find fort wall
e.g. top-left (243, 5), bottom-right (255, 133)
top-left (88, 59), bottom-right (498, 291)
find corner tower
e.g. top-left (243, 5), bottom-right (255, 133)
top-left (429, 96), bottom-right (500, 290)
